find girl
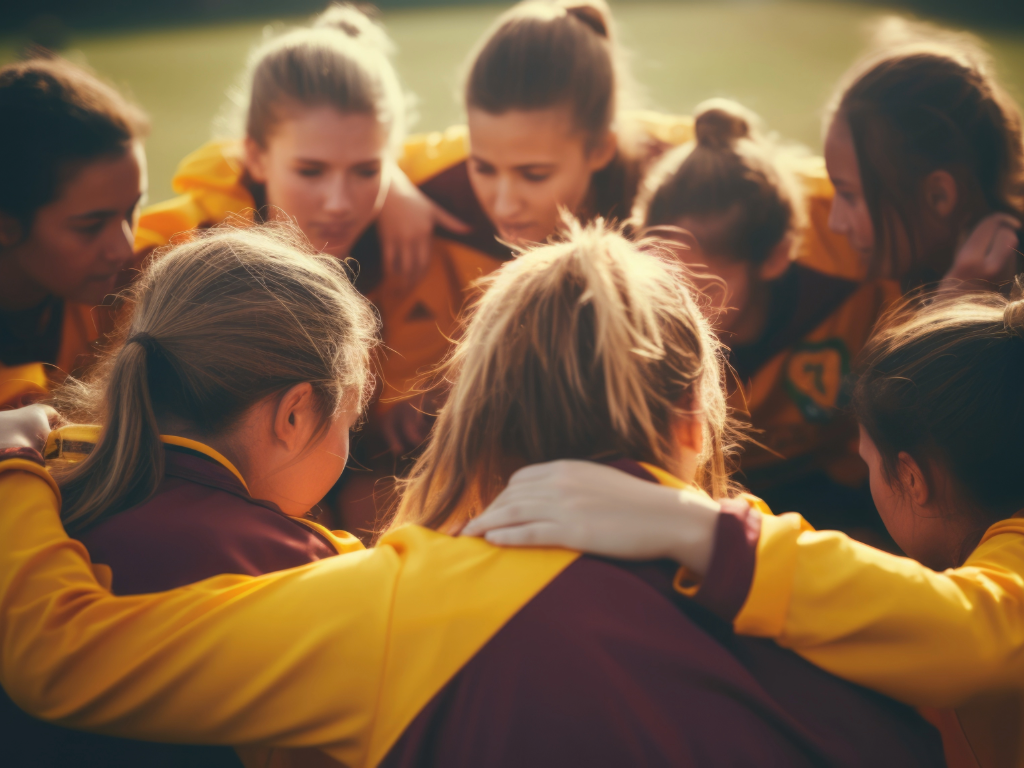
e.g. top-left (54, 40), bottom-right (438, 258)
top-left (0, 226), bottom-right (942, 767)
top-left (0, 56), bottom-right (148, 409)
top-left (635, 98), bottom-right (899, 535)
top-left (2, 222), bottom-right (376, 766)
top-left (136, 3), bottom-right (461, 283)
top-left (468, 282), bottom-right (1024, 767)
top-left (823, 19), bottom-right (1023, 289)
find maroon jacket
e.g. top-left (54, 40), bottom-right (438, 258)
top-left (382, 462), bottom-right (945, 768)
top-left (2, 445), bottom-right (339, 768)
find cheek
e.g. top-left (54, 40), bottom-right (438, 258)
top-left (17, 230), bottom-right (96, 293)
top-left (264, 171), bottom-right (318, 218)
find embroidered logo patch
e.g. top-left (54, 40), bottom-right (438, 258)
top-left (783, 339), bottom-right (850, 423)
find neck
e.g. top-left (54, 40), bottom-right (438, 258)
top-left (0, 252), bottom-right (49, 312)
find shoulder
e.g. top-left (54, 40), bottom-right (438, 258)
top-left (135, 140), bottom-right (255, 253)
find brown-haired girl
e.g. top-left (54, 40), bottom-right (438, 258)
top-left (0, 225), bottom-right (943, 767)
top-left (470, 280), bottom-right (1024, 766)
top-left (824, 19), bottom-right (1023, 289)
top-left (635, 98), bottom-right (899, 533)
top-left (1, 222), bottom-right (377, 766)
top-left (0, 56), bottom-right (148, 409)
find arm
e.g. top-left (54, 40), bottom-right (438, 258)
top-left (469, 459), bottom-right (1024, 708)
top-left (0, 456), bottom-right (396, 764)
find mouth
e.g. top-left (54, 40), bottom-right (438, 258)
top-left (496, 222), bottom-right (538, 242)
top-left (308, 222), bottom-right (355, 244)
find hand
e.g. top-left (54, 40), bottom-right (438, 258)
top-left (0, 404), bottom-right (60, 452)
top-left (942, 212), bottom-right (1021, 289)
top-left (377, 165), bottom-right (470, 289)
top-left (380, 399), bottom-right (435, 457)
top-left (461, 460), bottom-right (721, 574)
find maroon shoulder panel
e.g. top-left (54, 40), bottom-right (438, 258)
top-left (382, 556), bottom-right (944, 768)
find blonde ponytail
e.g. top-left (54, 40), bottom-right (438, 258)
top-left (389, 218), bottom-right (736, 534)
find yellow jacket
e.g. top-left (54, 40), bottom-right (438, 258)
top-left (0, 457), bottom-right (577, 767)
top-left (734, 509), bottom-right (1024, 767)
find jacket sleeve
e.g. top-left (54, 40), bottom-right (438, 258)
top-left (0, 461), bottom-right (396, 765)
top-left (733, 511), bottom-right (1024, 708)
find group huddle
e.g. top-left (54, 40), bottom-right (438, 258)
top-left (0, 1), bottom-right (1022, 766)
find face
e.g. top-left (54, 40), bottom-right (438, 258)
top-left (247, 399), bottom-right (360, 517)
top-left (467, 107), bottom-right (614, 246)
top-left (247, 107), bottom-right (388, 259)
top-left (824, 116), bottom-right (876, 266)
top-left (3, 141), bottom-right (146, 307)
top-left (858, 425), bottom-right (964, 570)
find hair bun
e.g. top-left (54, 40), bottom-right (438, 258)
top-left (561, 1), bottom-right (611, 39)
top-left (314, 3), bottom-right (394, 56)
top-left (694, 98), bottom-right (757, 150)
top-left (1006, 275), bottom-right (1024, 339)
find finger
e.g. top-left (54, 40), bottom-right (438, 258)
top-left (985, 227), bottom-right (1019, 275)
top-left (462, 504), bottom-right (534, 536)
top-left (482, 522), bottom-right (568, 548)
top-left (411, 239), bottom-right (430, 286)
top-left (382, 238), bottom-right (397, 277)
top-left (430, 201), bottom-right (471, 234)
top-left (39, 404), bottom-right (61, 427)
top-left (381, 412), bottom-right (405, 456)
top-left (401, 409), bottom-right (425, 449)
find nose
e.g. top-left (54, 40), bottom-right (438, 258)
top-left (492, 177), bottom-right (520, 220)
top-left (323, 174), bottom-right (353, 215)
top-left (100, 219), bottom-right (136, 269)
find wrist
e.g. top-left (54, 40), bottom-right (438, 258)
top-left (665, 491), bottom-right (720, 575)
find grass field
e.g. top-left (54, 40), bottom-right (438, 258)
top-left (4, 1), bottom-right (1024, 204)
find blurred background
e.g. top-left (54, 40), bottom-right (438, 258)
top-left (3, 0), bottom-right (1022, 204)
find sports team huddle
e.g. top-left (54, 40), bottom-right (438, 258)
top-left (0, 1), bottom-right (1022, 766)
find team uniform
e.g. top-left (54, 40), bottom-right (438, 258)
top-left (1, 426), bottom-right (360, 768)
top-left (0, 451), bottom-right (942, 766)
top-left (726, 159), bottom-right (901, 526)
top-left (680, 496), bottom-right (1024, 767)
top-left (0, 294), bottom-right (118, 410)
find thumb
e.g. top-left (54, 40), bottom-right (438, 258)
top-left (430, 201), bottom-right (472, 234)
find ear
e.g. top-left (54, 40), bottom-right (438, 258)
top-left (244, 137), bottom-right (269, 184)
top-left (586, 129), bottom-right (618, 173)
top-left (0, 211), bottom-right (23, 248)
top-left (272, 382), bottom-right (316, 451)
top-left (896, 451), bottom-right (931, 506)
top-left (758, 233), bottom-right (793, 281)
top-left (670, 394), bottom-right (705, 455)
top-left (923, 170), bottom-right (958, 219)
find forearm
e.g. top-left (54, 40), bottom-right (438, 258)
top-left (0, 464), bottom-right (391, 759)
top-left (734, 513), bottom-right (1024, 708)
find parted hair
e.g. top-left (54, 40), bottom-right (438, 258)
top-left (829, 18), bottom-right (1024, 278)
top-left (635, 99), bottom-right (806, 266)
top-left (53, 222), bottom-right (379, 533)
top-left (0, 56), bottom-right (148, 236)
top-left (236, 3), bottom-right (406, 152)
top-left (852, 276), bottom-right (1024, 559)
top-left (389, 219), bottom-right (735, 533)
top-left (464, 0), bottom-right (645, 223)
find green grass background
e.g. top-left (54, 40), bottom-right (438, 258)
top-left (4, 1), bottom-right (1024, 204)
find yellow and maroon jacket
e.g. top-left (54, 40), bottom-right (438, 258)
top-left (0, 451), bottom-right (944, 766)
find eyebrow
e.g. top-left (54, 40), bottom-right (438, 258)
top-left (68, 193), bottom-right (144, 222)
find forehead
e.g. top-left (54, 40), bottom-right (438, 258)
top-left (468, 107), bottom-right (584, 162)
top-left (51, 141), bottom-right (145, 215)
top-left (267, 106), bottom-right (387, 161)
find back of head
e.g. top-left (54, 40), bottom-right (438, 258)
top-left (240, 3), bottom-right (406, 152)
top-left (830, 17), bottom-right (1024, 270)
top-left (635, 98), bottom-right (805, 265)
top-left (55, 222), bottom-right (379, 532)
top-left (0, 56), bottom-right (148, 237)
top-left (392, 219), bottom-right (734, 532)
top-left (852, 277), bottom-right (1024, 547)
top-left (465, 0), bottom-right (630, 150)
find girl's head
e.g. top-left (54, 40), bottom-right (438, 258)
top-left (635, 99), bottom-right (804, 341)
top-left (852, 279), bottom-right (1024, 569)
top-left (0, 56), bottom-right (148, 309)
top-left (238, 3), bottom-right (406, 258)
top-left (825, 19), bottom-right (1024, 282)
top-left (392, 220), bottom-right (734, 533)
top-left (464, 0), bottom-right (631, 246)
top-left (55, 223), bottom-right (379, 532)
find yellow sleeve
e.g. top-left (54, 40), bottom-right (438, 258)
top-left (0, 462), bottom-right (575, 765)
top-left (397, 126), bottom-right (470, 186)
top-left (735, 512), bottom-right (1024, 709)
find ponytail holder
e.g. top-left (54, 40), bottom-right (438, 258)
top-left (128, 332), bottom-right (161, 355)
top-left (564, 4), bottom-right (609, 38)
